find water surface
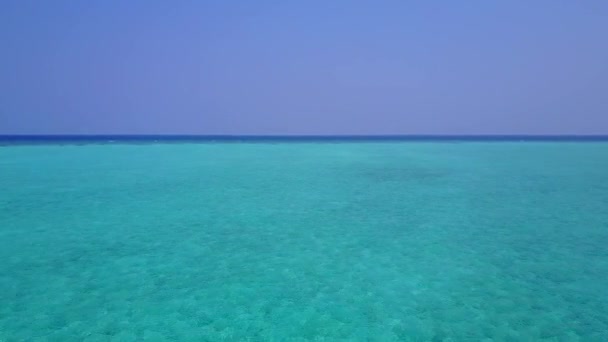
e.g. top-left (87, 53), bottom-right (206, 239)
top-left (1, 142), bottom-right (607, 340)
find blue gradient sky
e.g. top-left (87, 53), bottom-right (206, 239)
top-left (1, 1), bottom-right (607, 135)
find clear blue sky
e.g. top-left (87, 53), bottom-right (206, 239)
top-left (1, 1), bottom-right (607, 135)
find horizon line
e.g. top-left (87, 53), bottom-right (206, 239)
top-left (2, 134), bottom-right (608, 143)
top-left (2, 133), bottom-right (608, 137)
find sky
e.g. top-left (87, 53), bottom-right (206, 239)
top-left (1, 1), bottom-right (607, 135)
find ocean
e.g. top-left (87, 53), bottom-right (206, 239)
top-left (1, 138), bottom-right (607, 340)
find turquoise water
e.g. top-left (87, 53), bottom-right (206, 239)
top-left (1, 142), bottom-right (607, 341)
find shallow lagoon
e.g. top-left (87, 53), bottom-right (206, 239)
top-left (1, 142), bottom-right (607, 340)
